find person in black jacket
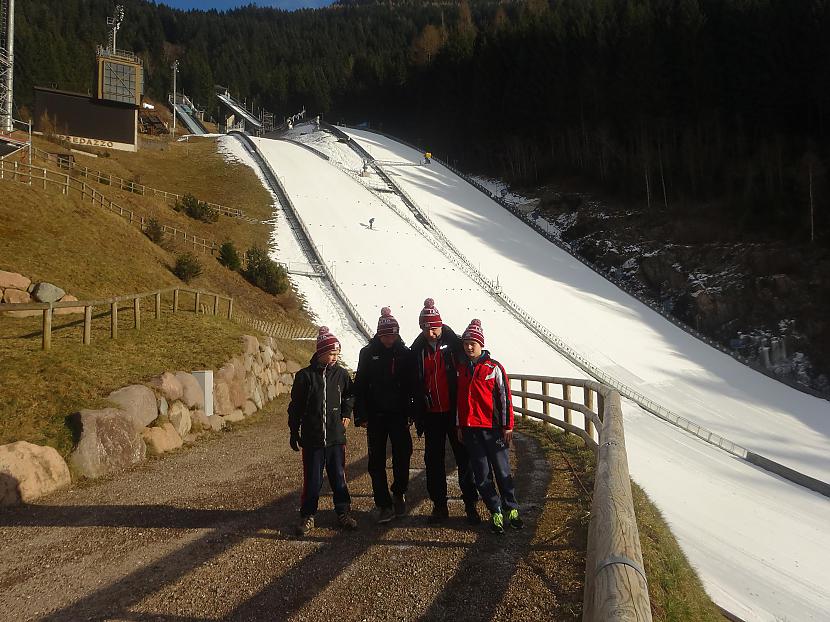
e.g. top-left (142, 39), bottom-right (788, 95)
top-left (288, 326), bottom-right (357, 536)
top-left (354, 307), bottom-right (414, 523)
top-left (410, 298), bottom-right (481, 524)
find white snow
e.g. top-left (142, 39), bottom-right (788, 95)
top-left (226, 128), bottom-right (830, 622)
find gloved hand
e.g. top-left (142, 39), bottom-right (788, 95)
top-left (413, 418), bottom-right (424, 439)
top-left (289, 431), bottom-right (302, 452)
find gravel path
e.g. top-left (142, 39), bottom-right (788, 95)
top-left (0, 398), bottom-right (584, 621)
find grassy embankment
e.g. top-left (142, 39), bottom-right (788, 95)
top-left (0, 134), bottom-right (314, 456)
top-left (519, 420), bottom-right (723, 622)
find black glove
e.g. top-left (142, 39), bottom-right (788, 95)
top-left (289, 431), bottom-right (302, 452)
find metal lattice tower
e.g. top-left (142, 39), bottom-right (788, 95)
top-left (0, 0), bottom-right (14, 132)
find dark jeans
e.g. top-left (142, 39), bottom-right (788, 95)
top-left (367, 414), bottom-right (413, 507)
top-left (300, 444), bottom-right (351, 517)
top-left (462, 428), bottom-right (518, 514)
top-left (423, 411), bottom-right (479, 508)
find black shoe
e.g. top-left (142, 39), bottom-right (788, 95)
top-left (427, 503), bottom-right (449, 524)
top-left (465, 505), bottom-right (482, 525)
top-left (393, 493), bottom-right (407, 517)
top-left (377, 506), bottom-right (395, 524)
top-left (508, 508), bottom-right (524, 530)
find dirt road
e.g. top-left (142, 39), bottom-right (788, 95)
top-left (0, 399), bottom-right (585, 621)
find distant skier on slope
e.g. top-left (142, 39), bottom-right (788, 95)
top-left (368, 217), bottom-right (375, 230)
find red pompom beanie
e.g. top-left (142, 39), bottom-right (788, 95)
top-left (315, 326), bottom-right (341, 358)
top-left (376, 306), bottom-right (400, 336)
top-left (419, 298), bottom-right (443, 329)
top-left (462, 319), bottom-right (485, 347)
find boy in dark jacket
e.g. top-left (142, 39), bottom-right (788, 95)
top-left (456, 319), bottom-right (522, 534)
top-left (288, 326), bottom-right (357, 536)
top-left (354, 307), bottom-right (414, 523)
top-left (410, 298), bottom-right (480, 524)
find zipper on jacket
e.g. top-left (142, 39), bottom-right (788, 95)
top-left (322, 366), bottom-right (327, 446)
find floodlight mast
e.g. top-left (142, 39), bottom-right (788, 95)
top-left (107, 5), bottom-right (125, 53)
top-left (0, 0), bottom-right (15, 133)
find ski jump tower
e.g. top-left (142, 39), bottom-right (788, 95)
top-left (0, 0), bottom-right (14, 132)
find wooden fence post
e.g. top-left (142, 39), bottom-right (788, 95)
top-left (542, 381), bottom-right (551, 417)
top-left (83, 306), bottom-right (92, 345)
top-left (194, 292), bottom-right (201, 314)
top-left (563, 384), bottom-right (572, 424)
top-left (585, 387), bottom-right (595, 440)
top-left (134, 297), bottom-right (141, 330)
top-left (227, 298), bottom-right (233, 319)
top-left (42, 306), bottom-right (52, 351)
top-left (213, 295), bottom-right (219, 316)
top-left (173, 289), bottom-right (179, 313)
top-left (155, 293), bottom-right (161, 319)
top-left (111, 301), bottom-right (118, 339)
top-left (520, 379), bottom-right (528, 418)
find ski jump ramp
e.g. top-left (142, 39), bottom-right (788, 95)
top-left (238, 130), bottom-right (830, 622)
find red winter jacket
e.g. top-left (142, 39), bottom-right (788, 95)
top-left (456, 352), bottom-right (514, 430)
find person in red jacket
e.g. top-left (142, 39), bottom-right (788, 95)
top-left (456, 319), bottom-right (523, 534)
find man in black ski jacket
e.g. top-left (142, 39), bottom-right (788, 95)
top-left (410, 298), bottom-right (481, 524)
top-left (354, 307), bottom-right (414, 523)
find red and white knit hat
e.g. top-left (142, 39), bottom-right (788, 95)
top-left (315, 326), bottom-right (341, 358)
top-left (377, 306), bottom-right (400, 336)
top-left (419, 298), bottom-right (443, 329)
top-left (462, 319), bottom-right (485, 347)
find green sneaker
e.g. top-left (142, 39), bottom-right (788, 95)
top-left (490, 511), bottom-right (505, 534)
top-left (508, 509), bottom-right (524, 530)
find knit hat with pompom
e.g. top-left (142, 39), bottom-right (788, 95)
top-left (315, 326), bottom-right (341, 358)
top-left (462, 319), bottom-right (485, 347)
top-left (376, 306), bottom-right (400, 336)
top-left (418, 298), bottom-right (442, 329)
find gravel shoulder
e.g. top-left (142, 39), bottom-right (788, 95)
top-left (0, 398), bottom-right (587, 621)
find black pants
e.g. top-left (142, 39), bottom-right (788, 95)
top-left (300, 444), bottom-right (351, 517)
top-left (367, 415), bottom-right (412, 507)
top-left (423, 411), bottom-right (479, 508)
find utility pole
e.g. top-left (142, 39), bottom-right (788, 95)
top-left (172, 59), bottom-right (178, 134)
top-left (0, 0), bottom-right (15, 133)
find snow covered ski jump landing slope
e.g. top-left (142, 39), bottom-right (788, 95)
top-left (237, 128), bottom-right (830, 622)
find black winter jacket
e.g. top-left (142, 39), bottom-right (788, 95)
top-left (353, 336), bottom-right (414, 425)
top-left (410, 324), bottom-right (463, 421)
top-left (287, 357), bottom-right (354, 448)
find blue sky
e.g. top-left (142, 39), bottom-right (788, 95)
top-left (159, 1), bottom-right (334, 11)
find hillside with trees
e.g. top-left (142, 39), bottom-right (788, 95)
top-left (13, 0), bottom-right (830, 388)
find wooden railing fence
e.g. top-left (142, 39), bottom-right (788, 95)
top-left (0, 158), bottom-right (218, 254)
top-left (0, 287), bottom-right (232, 351)
top-left (24, 143), bottom-right (247, 220)
top-left (510, 374), bottom-right (652, 622)
top-left (234, 313), bottom-right (317, 340)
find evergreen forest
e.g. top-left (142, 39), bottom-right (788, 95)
top-left (13, 0), bottom-right (830, 244)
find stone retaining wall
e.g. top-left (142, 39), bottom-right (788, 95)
top-left (0, 334), bottom-right (301, 505)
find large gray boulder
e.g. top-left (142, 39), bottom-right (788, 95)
top-left (31, 282), bottom-right (66, 303)
top-left (0, 441), bottom-right (71, 505)
top-left (107, 385), bottom-right (158, 432)
top-left (70, 409), bottom-right (146, 479)
top-left (174, 372), bottom-right (204, 409)
top-left (0, 270), bottom-right (31, 291)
